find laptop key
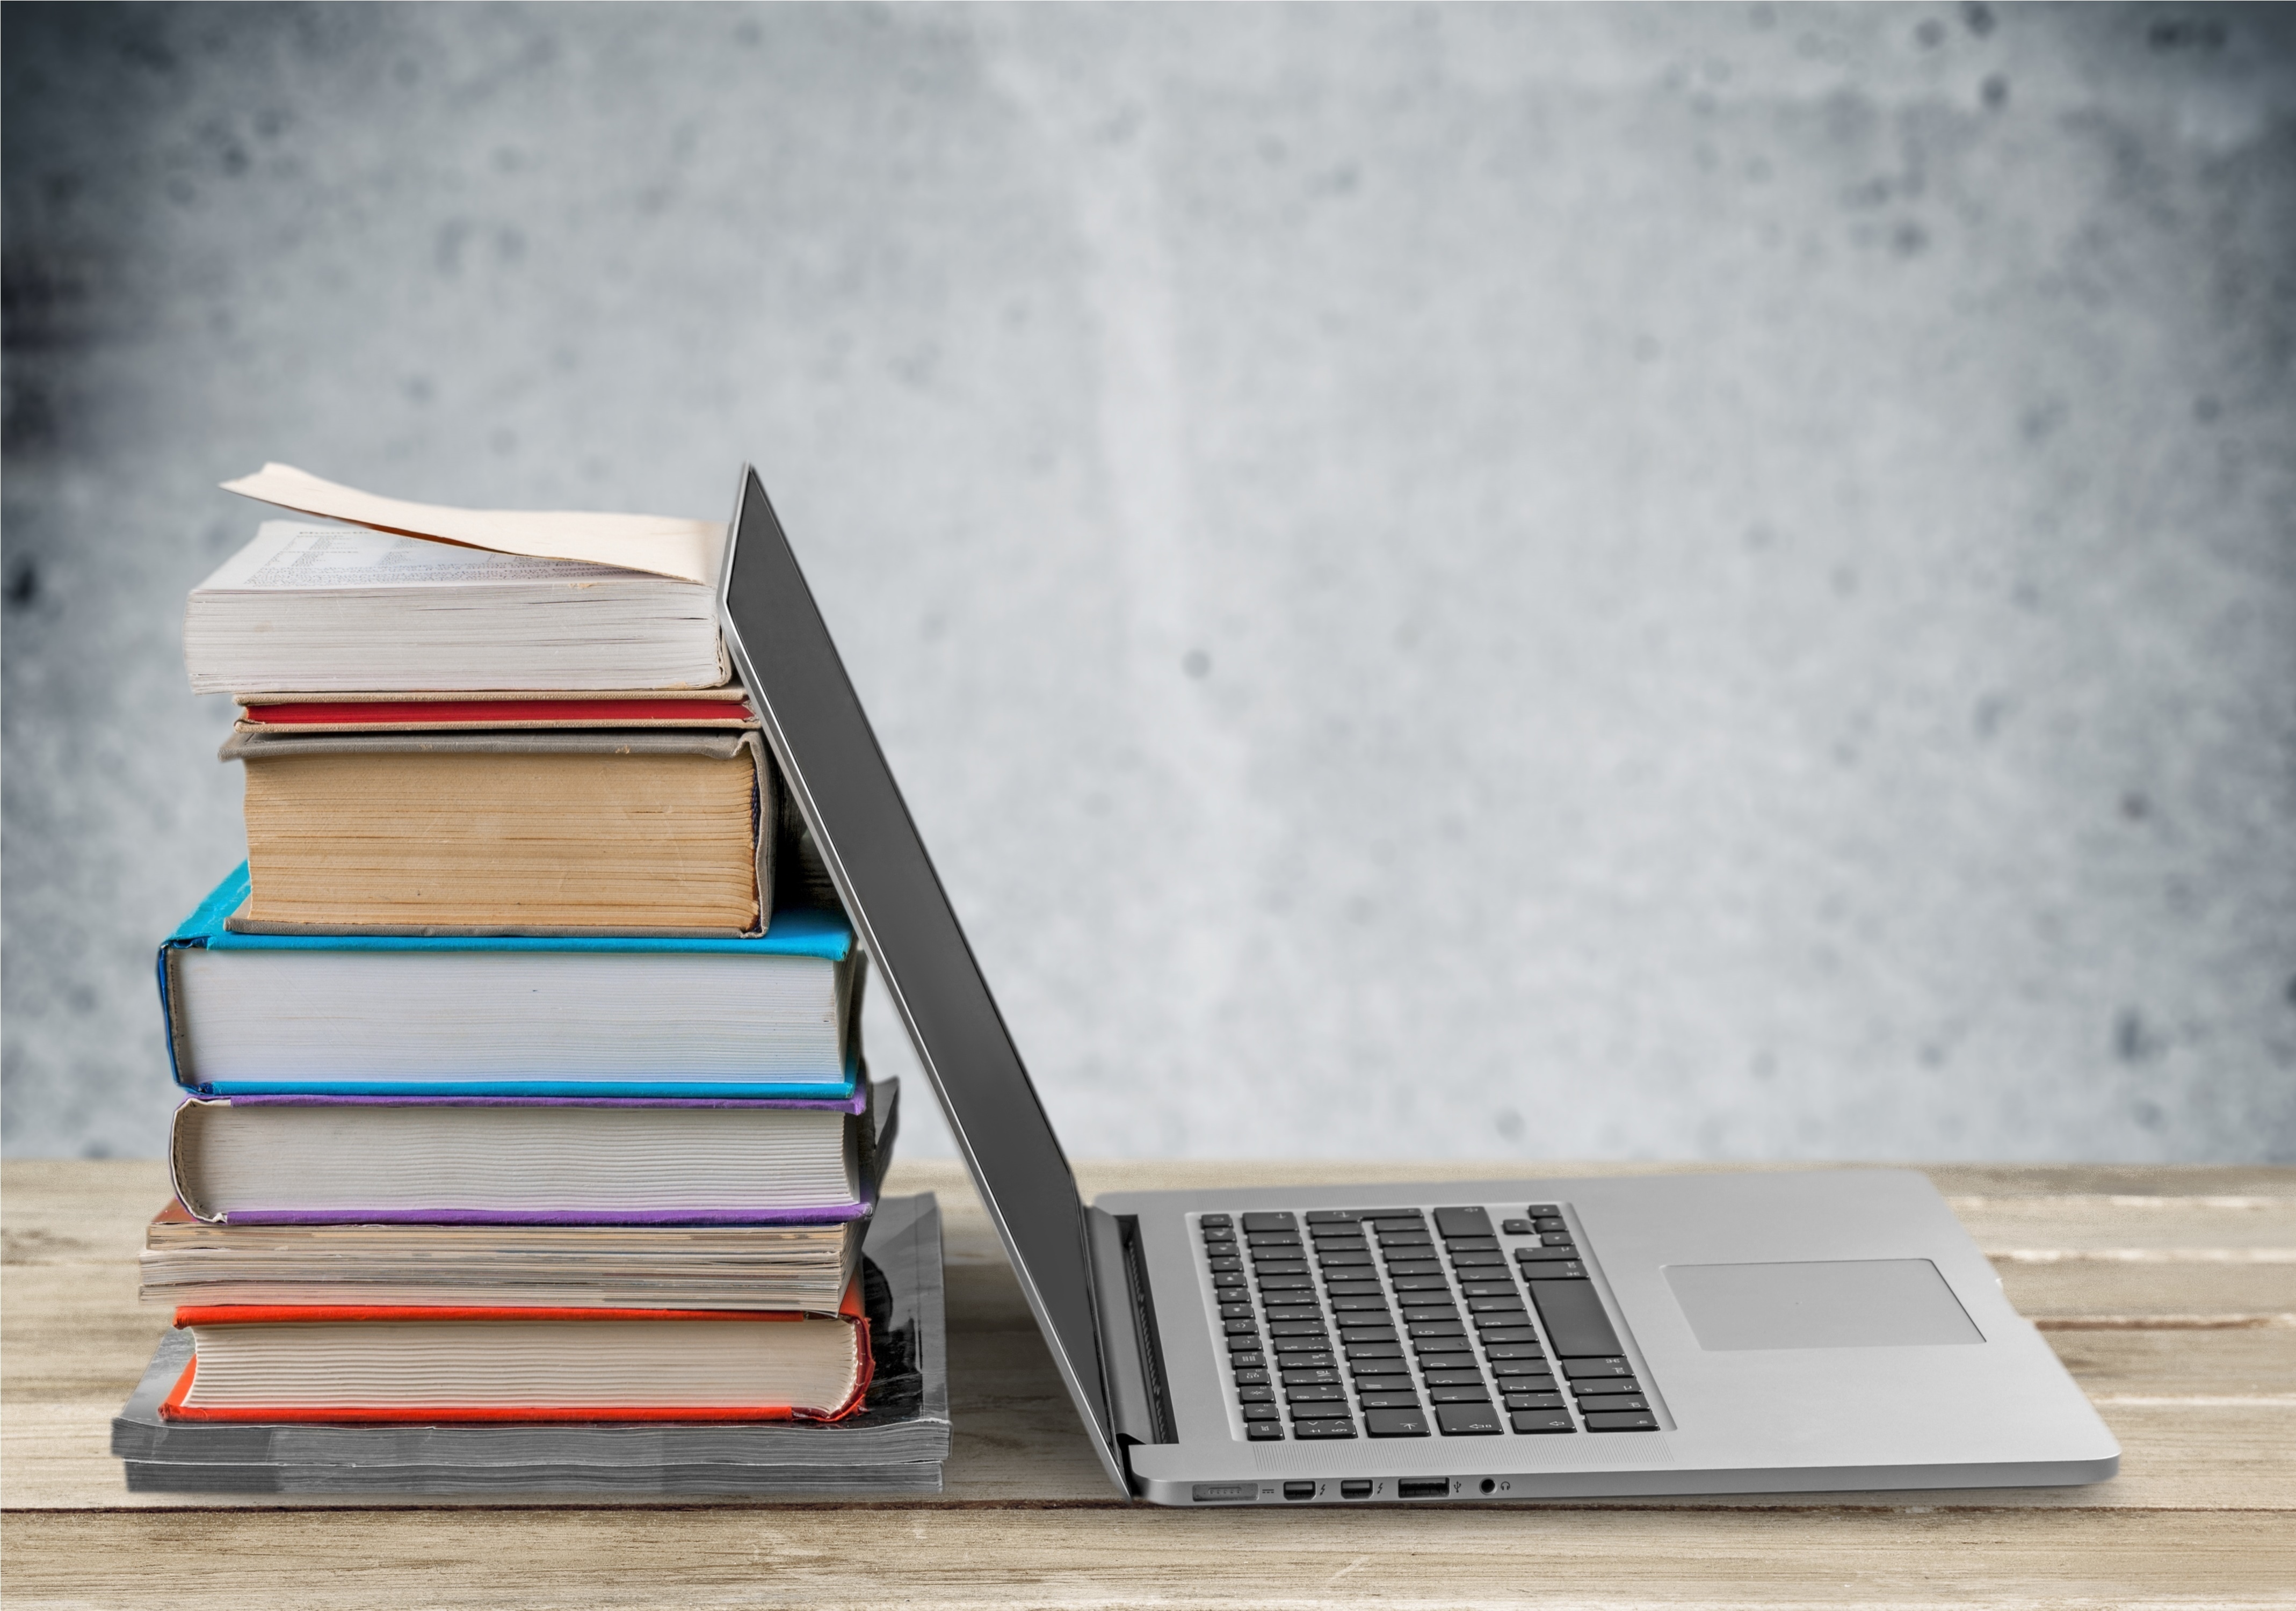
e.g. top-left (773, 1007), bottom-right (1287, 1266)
top-left (1208, 1257), bottom-right (1243, 1273)
top-left (1230, 1351), bottom-right (1266, 1370)
top-left (1345, 1342), bottom-right (1403, 1360)
top-left (1352, 1374), bottom-right (1416, 1393)
top-left (1489, 1359), bottom-right (1552, 1376)
top-left (1269, 1320), bottom-right (1329, 1338)
top-left (1292, 1419), bottom-right (1358, 1440)
top-left (1219, 1303), bottom-right (1255, 1320)
top-left (1237, 1385), bottom-right (1274, 1403)
top-left (1577, 1394), bottom-right (1650, 1413)
top-left (1422, 1369), bottom-right (1486, 1388)
top-left (1509, 1410), bottom-right (1576, 1434)
top-left (1384, 1259), bottom-right (1445, 1278)
top-left (1459, 1281), bottom-right (1520, 1299)
top-left (1199, 1214), bottom-right (1233, 1228)
top-left (1433, 1207), bottom-right (1494, 1240)
top-left (1515, 1245), bottom-right (1580, 1264)
top-left (1529, 1281), bottom-right (1623, 1359)
top-left (1232, 1368), bottom-right (1270, 1385)
top-left (1584, 1411), bottom-right (1660, 1432)
top-left (1331, 1295), bottom-right (1390, 1312)
top-left (1481, 1342), bottom-right (1548, 1361)
top-left (1242, 1402), bottom-right (1281, 1421)
top-left (1364, 1407), bottom-right (1431, 1438)
top-left (1281, 1367), bottom-right (1342, 1386)
top-left (1429, 1384), bottom-right (1493, 1404)
top-left (1224, 1318), bottom-right (1259, 1337)
top-left (1469, 1296), bottom-right (1527, 1314)
top-left (1570, 1378), bottom-right (1640, 1398)
top-left (1247, 1422), bottom-right (1285, 1441)
top-left (1242, 1212), bottom-right (1298, 1232)
top-left (1562, 1357), bottom-right (1634, 1378)
top-left (1356, 1391), bottom-right (1424, 1412)
top-left (1389, 1273), bottom-right (1451, 1291)
top-left (1286, 1384), bottom-right (1345, 1403)
top-left (1504, 1392), bottom-right (1566, 1411)
top-left (1436, 1402), bottom-right (1504, 1435)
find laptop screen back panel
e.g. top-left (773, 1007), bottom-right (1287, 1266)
top-left (716, 468), bottom-right (1126, 1492)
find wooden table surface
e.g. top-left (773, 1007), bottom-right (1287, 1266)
top-left (5, 1157), bottom-right (2292, 1608)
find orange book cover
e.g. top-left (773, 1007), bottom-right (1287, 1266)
top-left (159, 1279), bottom-right (871, 1425)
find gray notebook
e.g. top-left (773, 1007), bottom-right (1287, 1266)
top-left (113, 1193), bottom-right (947, 1495)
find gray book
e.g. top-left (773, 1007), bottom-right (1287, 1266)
top-left (113, 1193), bottom-right (947, 1495)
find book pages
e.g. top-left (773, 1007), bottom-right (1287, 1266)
top-left (220, 463), bottom-right (724, 585)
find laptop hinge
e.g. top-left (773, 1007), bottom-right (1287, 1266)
top-left (1087, 1206), bottom-right (1176, 1461)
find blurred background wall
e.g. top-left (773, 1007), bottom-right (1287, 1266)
top-left (5, 2), bottom-right (2292, 1163)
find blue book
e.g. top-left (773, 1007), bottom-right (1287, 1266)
top-left (158, 865), bottom-right (862, 1099)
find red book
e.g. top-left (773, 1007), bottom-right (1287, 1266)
top-left (236, 697), bottom-right (756, 731)
top-left (159, 1279), bottom-right (871, 1424)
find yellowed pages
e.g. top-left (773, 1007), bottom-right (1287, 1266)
top-left (219, 463), bottom-right (723, 585)
top-left (241, 751), bottom-right (760, 931)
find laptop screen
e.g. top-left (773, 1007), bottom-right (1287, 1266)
top-left (716, 468), bottom-right (1121, 1484)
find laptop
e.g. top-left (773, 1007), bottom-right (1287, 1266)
top-left (714, 466), bottom-right (2120, 1505)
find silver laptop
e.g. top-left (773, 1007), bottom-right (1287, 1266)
top-left (715, 467), bottom-right (2119, 1506)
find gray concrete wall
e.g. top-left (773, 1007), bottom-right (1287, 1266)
top-left (5, 2), bottom-right (2292, 1163)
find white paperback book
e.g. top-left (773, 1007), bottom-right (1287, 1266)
top-left (183, 522), bottom-right (730, 693)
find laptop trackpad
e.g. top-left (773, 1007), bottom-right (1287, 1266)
top-left (1664, 1259), bottom-right (1984, 1350)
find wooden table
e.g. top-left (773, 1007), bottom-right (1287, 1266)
top-left (5, 1159), bottom-right (2292, 1608)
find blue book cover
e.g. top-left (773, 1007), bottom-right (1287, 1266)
top-left (158, 865), bottom-right (861, 1100)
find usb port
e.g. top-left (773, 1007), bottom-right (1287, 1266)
top-left (1283, 1481), bottom-right (1315, 1501)
top-left (1397, 1478), bottom-right (1450, 1499)
top-left (1341, 1480), bottom-right (1373, 1499)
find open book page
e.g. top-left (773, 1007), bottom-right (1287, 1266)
top-left (195, 524), bottom-right (662, 593)
top-left (220, 462), bottom-right (723, 585)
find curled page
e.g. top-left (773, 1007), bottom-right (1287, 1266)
top-left (220, 462), bottom-right (724, 586)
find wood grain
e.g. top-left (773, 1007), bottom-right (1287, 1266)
top-left (6, 1508), bottom-right (2294, 1609)
top-left (6, 1158), bottom-right (2292, 1608)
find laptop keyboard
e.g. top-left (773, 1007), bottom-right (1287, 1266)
top-left (1198, 1204), bottom-right (1662, 1441)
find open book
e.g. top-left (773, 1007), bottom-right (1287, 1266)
top-left (186, 468), bottom-right (734, 693)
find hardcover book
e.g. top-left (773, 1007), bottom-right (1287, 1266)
top-left (168, 1079), bottom-right (898, 1227)
top-left (222, 726), bottom-right (776, 937)
top-left (158, 864), bottom-right (861, 1099)
top-left (159, 1285), bottom-right (874, 1424)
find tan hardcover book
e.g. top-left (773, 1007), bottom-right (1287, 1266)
top-left (222, 728), bottom-right (775, 937)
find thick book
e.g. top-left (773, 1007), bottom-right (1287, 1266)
top-left (140, 1201), bottom-right (866, 1311)
top-left (114, 1194), bottom-right (948, 1493)
top-left (158, 865), bottom-right (860, 1099)
top-left (184, 520), bottom-right (730, 694)
top-left (158, 1283), bottom-right (873, 1424)
top-left (168, 1079), bottom-right (897, 1226)
top-left (222, 725), bottom-right (776, 937)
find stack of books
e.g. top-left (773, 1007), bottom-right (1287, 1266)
top-left (114, 468), bottom-right (948, 1494)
